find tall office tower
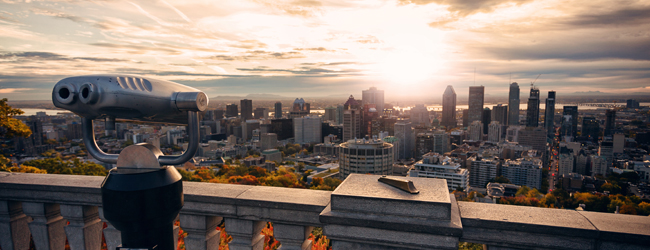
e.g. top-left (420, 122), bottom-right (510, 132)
top-left (576, 151), bottom-right (589, 175)
top-left (560, 115), bottom-right (574, 142)
top-left (410, 104), bottom-right (430, 127)
top-left (274, 102), bottom-right (282, 119)
top-left (442, 85), bottom-right (457, 128)
top-left (562, 106), bottom-right (578, 139)
top-left (462, 109), bottom-right (469, 127)
top-left (545, 91), bottom-right (556, 139)
top-left (433, 130), bottom-right (450, 154)
top-left (415, 132), bottom-right (434, 158)
top-left (582, 117), bottom-right (599, 143)
top-left (468, 156), bottom-right (500, 188)
top-left (613, 133), bottom-right (624, 154)
top-left (323, 106), bottom-right (336, 122)
top-left (253, 108), bottom-right (268, 120)
top-left (270, 119), bottom-right (293, 140)
top-left (240, 99), bottom-right (253, 121)
top-left (242, 120), bottom-right (260, 142)
top-left (469, 120), bottom-right (483, 141)
top-left (525, 86), bottom-right (540, 127)
top-left (339, 138), bottom-right (394, 179)
top-left (335, 105), bottom-right (344, 125)
top-left (468, 86), bottom-right (485, 123)
top-left (226, 104), bottom-right (238, 118)
top-left (605, 109), bottom-right (616, 136)
top-left (627, 99), bottom-right (640, 109)
top-left (488, 121), bottom-right (502, 142)
top-left (482, 108), bottom-right (491, 135)
top-left (294, 116), bottom-right (322, 144)
top-left (343, 95), bottom-right (362, 141)
top-left (492, 104), bottom-right (508, 126)
top-left (394, 121), bottom-right (414, 159)
top-left (362, 87), bottom-right (385, 116)
top-left (508, 82), bottom-right (520, 125)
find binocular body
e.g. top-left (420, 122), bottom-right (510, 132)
top-left (52, 74), bottom-right (208, 124)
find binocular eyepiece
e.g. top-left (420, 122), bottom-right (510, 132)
top-left (52, 74), bottom-right (208, 125)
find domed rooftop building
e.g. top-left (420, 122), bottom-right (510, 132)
top-left (290, 98), bottom-right (310, 118)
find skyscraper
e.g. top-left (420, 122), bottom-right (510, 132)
top-left (492, 104), bottom-right (508, 126)
top-left (605, 109), bottom-right (616, 136)
top-left (294, 116), bottom-right (322, 144)
top-left (442, 85), bottom-right (457, 128)
top-left (394, 121), bottom-right (414, 159)
top-left (343, 95), bottom-right (362, 141)
top-left (468, 86), bottom-right (484, 123)
top-left (544, 91), bottom-right (556, 139)
top-left (482, 107), bottom-right (491, 135)
top-left (362, 87), bottom-right (385, 116)
top-left (562, 106), bottom-right (578, 139)
top-left (582, 116), bottom-right (599, 142)
top-left (240, 99), bottom-right (253, 121)
top-left (508, 82), bottom-right (520, 126)
top-left (274, 102), bottom-right (282, 119)
top-left (226, 104), bottom-right (238, 118)
top-left (410, 104), bottom-right (430, 127)
top-left (525, 86), bottom-right (540, 127)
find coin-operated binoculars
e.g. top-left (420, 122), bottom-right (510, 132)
top-left (53, 74), bottom-right (208, 250)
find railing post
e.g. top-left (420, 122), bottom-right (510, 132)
top-left (179, 214), bottom-right (221, 250)
top-left (60, 205), bottom-right (103, 250)
top-left (98, 207), bottom-right (121, 250)
top-left (0, 201), bottom-right (32, 250)
top-left (224, 218), bottom-right (265, 250)
top-left (22, 202), bottom-right (67, 250)
top-left (273, 224), bottom-right (313, 250)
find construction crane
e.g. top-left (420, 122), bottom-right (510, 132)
top-left (531, 74), bottom-right (541, 88)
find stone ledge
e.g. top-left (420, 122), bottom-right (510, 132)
top-left (458, 201), bottom-right (598, 238)
top-left (579, 211), bottom-right (650, 246)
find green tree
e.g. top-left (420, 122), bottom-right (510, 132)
top-left (0, 98), bottom-right (32, 138)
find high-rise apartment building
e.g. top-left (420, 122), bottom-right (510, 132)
top-left (433, 130), bottom-right (450, 154)
top-left (492, 104), bottom-right (508, 126)
top-left (468, 86), bottom-right (485, 123)
top-left (517, 127), bottom-right (547, 153)
top-left (558, 146), bottom-right (574, 176)
top-left (605, 109), bottom-right (616, 136)
top-left (339, 138), bottom-right (394, 179)
top-left (468, 156), bottom-right (500, 188)
top-left (240, 99), bottom-right (253, 121)
top-left (525, 87), bottom-right (540, 127)
top-left (409, 153), bottom-right (469, 191)
top-left (508, 82), bottom-right (520, 126)
top-left (335, 105), bottom-right (344, 125)
top-left (226, 104), bottom-right (238, 118)
top-left (598, 140), bottom-right (614, 168)
top-left (362, 87), bottom-right (385, 115)
top-left (294, 116), bottom-right (322, 144)
top-left (442, 85), bottom-right (457, 128)
top-left (394, 121), bottom-right (414, 159)
top-left (590, 155), bottom-right (608, 177)
top-left (545, 91), bottom-right (556, 139)
top-left (501, 157), bottom-right (543, 190)
top-left (254, 108), bottom-right (268, 120)
top-left (274, 102), bottom-right (282, 119)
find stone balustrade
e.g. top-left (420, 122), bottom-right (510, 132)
top-left (1, 171), bottom-right (649, 250)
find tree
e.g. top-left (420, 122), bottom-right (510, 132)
top-left (0, 98), bottom-right (32, 138)
top-left (490, 176), bottom-right (511, 184)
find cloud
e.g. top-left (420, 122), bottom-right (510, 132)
top-left (209, 50), bottom-right (305, 61)
top-left (89, 43), bottom-right (182, 55)
top-left (564, 6), bottom-right (650, 27)
top-left (254, 0), bottom-right (324, 17)
top-left (30, 8), bottom-right (90, 24)
top-left (293, 47), bottom-right (336, 52)
top-left (0, 51), bottom-right (129, 62)
top-left (236, 65), bottom-right (363, 76)
top-left (399, 0), bottom-right (533, 16)
top-left (0, 88), bottom-right (33, 94)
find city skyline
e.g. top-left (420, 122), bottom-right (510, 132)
top-left (1, 0), bottom-right (650, 100)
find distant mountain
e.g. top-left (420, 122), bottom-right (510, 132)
top-left (571, 91), bottom-right (610, 95)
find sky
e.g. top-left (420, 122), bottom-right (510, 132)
top-left (1, 0), bottom-right (649, 101)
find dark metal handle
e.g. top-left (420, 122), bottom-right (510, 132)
top-left (378, 176), bottom-right (419, 194)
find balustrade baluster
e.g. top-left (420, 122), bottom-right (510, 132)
top-left (272, 224), bottom-right (313, 250)
top-left (0, 201), bottom-right (31, 250)
top-left (98, 207), bottom-right (120, 250)
top-left (22, 202), bottom-right (67, 250)
top-left (179, 214), bottom-right (221, 250)
top-left (224, 218), bottom-right (264, 250)
top-left (60, 205), bottom-right (103, 250)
